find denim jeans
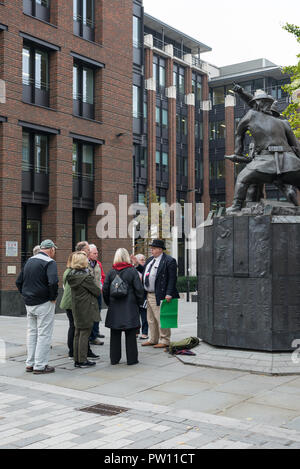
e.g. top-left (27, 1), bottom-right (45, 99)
top-left (26, 301), bottom-right (55, 370)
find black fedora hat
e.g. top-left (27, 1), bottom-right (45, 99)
top-left (149, 239), bottom-right (166, 250)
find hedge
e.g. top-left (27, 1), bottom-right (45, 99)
top-left (177, 276), bottom-right (197, 293)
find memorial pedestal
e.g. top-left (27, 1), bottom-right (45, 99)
top-left (197, 206), bottom-right (300, 352)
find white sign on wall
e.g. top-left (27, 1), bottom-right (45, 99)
top-left (6, 241), bottom-right (18, 257)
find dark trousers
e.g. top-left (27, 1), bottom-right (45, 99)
top-left (89, 295), bottom-right (102, 341)
top-left (110, 328), bottom-right (138, 365)
top-left (139, 307), bottom-right (148, 336)
top-left (74, 327), bottom-right (92, 364)
top-left (66, 309), bottom-right (75, 357)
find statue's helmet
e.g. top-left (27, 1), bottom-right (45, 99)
top-left (249, 92), bottom-right (275, 105)
top-left (270, 100), bottom-right (281, 117)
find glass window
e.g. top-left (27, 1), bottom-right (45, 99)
top-left (82, 67), bottom-right (94, 104)
top-left (162, 109), bottom-right (168, 128)
top-left (83, 0), bottom-right (94, 27)
top-left (181, 117), bottom-right (187, 136)
top-left (74, 223), bottom-right (87, 246)
top-left (73, 65), bottom-right (79, 100)
top-left (179, 74), bottom-right (185, 95)
top-left (216, 121), bottom-right (226, 139)
top-left (155, 106), bottom-right (160, 125)
top-left (35, 49), bottom-right (49, 90)
top-left (159, 65), bottom-right (165, 88)
top-left (192, 79), bottom-right (196, 95)
top-left (140, 148), bottom-right (147, 168)
top-left (22, 132), bottom-right (31, 171)
top-left (133, 85), bottom-right (140, 118)
top-left (35, 134), bottom-right (48, 174)
top-left (153, 62), bottom-right (157, 81)
top-left (195, 122), bottom-right (198, 139)
top-left (162, 152), bottom-right (168, 169)
top-left (217, 160), bottom-right (225, 179)
top-left (209, 122), bottom-right (215, 140)
top-left (156, 151), bottom-right (160, 170)
top-left (213, 87), bottom-right (225, 105)
top-left (72, 143), bottom-right (79, 177)
top-left (82, 144), bottom-right (94, 180)
top-left (133, 16), bottom-right (140, 48)
top-left (209, 161), bottom-right (215, 179)
top-left (254, 79), bottom-right (264, 91)
top-left (36, 0), bottom-right (49, 5)
top-left (183, 158), bottom-right (188, 177)
top-left (22, 47), bottom-right (31, 86)
top-left (199, 122), bottom-right (203, 140)
top-left (196, 82), bottom-right (202, 101)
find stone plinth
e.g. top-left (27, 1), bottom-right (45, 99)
top-left (197, 206), bottom-right (300, 352)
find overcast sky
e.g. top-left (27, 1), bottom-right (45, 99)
top-left (143, 0), bottom-right (300, 68)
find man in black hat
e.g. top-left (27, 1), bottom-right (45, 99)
top-left (132, 239), bottom-right (180, 349)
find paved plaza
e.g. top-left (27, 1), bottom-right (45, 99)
top-left (1, 300), bottom-right (300, 449)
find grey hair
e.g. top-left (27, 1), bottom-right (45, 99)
top-left (89, 244), bottom-right (97, 250)
top-left (136, 253), bottom-right (145, 261)
top-left (33, 245), bottom-right (41, 256)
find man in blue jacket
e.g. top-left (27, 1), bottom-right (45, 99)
top-left (16, 239), bottom-right (59, 374)
top-left (133, 239), bottom-right (180, 348)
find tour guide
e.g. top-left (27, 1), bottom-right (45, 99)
top-left (134, 239), bottom-right (180, 348)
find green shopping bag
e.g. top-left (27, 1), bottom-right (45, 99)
top-left (160, 299), bottom-right (178, 329)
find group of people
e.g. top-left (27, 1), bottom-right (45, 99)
top-left (16, 238), bottom-right (179, 374)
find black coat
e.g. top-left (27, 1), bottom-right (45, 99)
top-left (103, 267), bottom-right (144, 330)
top-left (137, 253), bottom-right (180, 306)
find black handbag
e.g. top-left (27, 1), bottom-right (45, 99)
top-left (110, 270), bottom-right (128, 299)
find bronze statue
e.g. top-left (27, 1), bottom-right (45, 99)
top-left (226, 87), bottom-right (300, 213)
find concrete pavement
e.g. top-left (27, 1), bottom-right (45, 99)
top-left (1, 300), bottom-right (300, 449)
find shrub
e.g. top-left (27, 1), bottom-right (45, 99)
top-left (177, 276), bottom-right (197, 293)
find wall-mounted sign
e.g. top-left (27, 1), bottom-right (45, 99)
top-left (6, 241), bottom-right (18, 257)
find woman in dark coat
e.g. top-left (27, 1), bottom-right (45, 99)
top-left (103, 248), bottom-right (144, 366)
top-left (67, 252), bottom-right (101, 368)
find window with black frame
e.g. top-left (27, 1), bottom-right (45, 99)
top-left (73, 0), bottom-right (95, 41)
top-left (22, 45), bottom-right (49, 107)
top-left (23, 0), bottom-right (50, 23)
top-left (22, 130), bottom-right (49, 204)
top-left (72, 141), bottom-right (94, 209)
top-left (153, 56), bottom-right (166, 93)
top-left (73, 62), bottom-right (95, 119)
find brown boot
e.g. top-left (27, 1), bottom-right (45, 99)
top-left (141, 341), bottom-right (156, 347)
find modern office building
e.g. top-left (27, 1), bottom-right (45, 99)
top-left (133, 10), bottom-right (290, 274)
top-left (0, 0), bottom-right (292, 314)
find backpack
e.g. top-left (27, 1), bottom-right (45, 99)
top-left (110, 270), bottom-right (128, 299)
top-left (168, 337), bottom-right (200, 355)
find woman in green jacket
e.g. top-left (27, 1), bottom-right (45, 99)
top-left (60, 252), bottom-right (74, 358)
top-left (67, 252), bottom-right (101, 368)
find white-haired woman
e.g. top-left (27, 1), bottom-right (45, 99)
top-left (103, 248), bottom-right (144, 365)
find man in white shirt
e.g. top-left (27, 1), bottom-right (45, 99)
top-left (133, 239), bottom-right (180, 349)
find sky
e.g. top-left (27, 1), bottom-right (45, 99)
top-left (143, 0), bottom-right (300, 68)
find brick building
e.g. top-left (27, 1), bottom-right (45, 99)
top-left (0, 0), bottom-right (133, 315)
top-left (0, 0), bottom-right (292, 314)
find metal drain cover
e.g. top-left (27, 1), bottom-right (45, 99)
top-left (78, 403), bottom-right (129, 416)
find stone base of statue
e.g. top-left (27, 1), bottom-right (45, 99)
top-left (197, 200), bottom-right (300, 352)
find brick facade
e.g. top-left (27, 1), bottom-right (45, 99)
top-left (0, 0), bottom-right (133, 314)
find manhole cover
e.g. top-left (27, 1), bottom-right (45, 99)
top-left (78, 403), bottom-right (129, 416)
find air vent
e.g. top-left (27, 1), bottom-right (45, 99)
top-left (78, 403), bottom-right (129, 416)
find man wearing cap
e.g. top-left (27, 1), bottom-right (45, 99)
top-left (16, 239), bottom-right (59, 374)
top-left (133, 239), bottom-right (180, 349)
top-left (226, 91), bottom-right (300, 213)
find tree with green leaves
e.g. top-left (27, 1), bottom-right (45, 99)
top-left (282, 23), bottom-right (300, 138)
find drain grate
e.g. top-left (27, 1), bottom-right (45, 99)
top-left (78, 403), bottom-right (130, 416)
